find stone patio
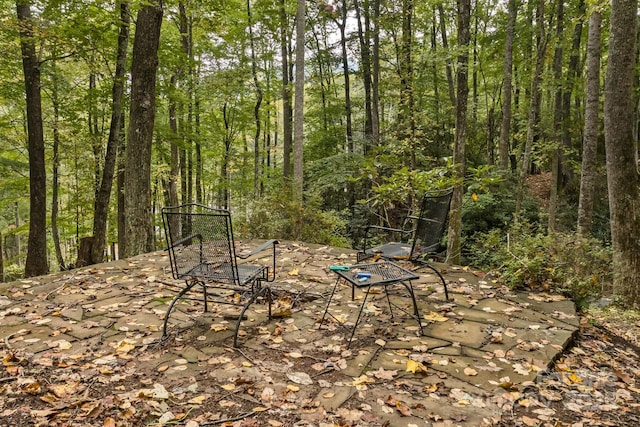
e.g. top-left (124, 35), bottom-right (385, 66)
top-left (0, 241), bottom-right (579, 426)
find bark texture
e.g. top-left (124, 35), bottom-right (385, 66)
top-left (122, 0), bottom-right (163, 258)
top-left (604, 0), bottom-right (640, 307)
top-left (17, 0), bottom-right (48, 277)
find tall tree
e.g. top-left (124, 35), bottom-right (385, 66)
top-left (122, 0), bottom-right (163, 258)
top-left (498, 0), bottom-right (517, 171)
top-left (548, 0), bottom-right (564, 233)
top-left (577, 8), bottom-right (602, 236)
top-left (16, 0), bottom-right (48, 277)
top-left (446, 0), bottom-right (471, 265)
top-left (293, 0), bottom-right (305, 200)
top-left (247, 0), bottom-right (263, 195)
top-left (335, 1), bottom-right (354, 152)
top-left (604, 0), bottom-right (640, 307)
top-left (516, 0), bottom-right (546, 215)
top-left (280, 0), bottom-right (292, 179)
top-left (90, 0), bottom-right (130, 264)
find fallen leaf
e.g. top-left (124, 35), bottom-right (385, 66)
top-left (406, 360), bottom-right (428, 374)
top-left (286, 372), bottom-right (313, 385)
top-left (521, 415), bottom-right (539, 426)
top-left (464, 367), bottom-right (478, 376)
top-left (395, 400), bottom-right (412, 416)
top-left (423, 311), bottom-right (448, 322)
top-left (371, 367), bottom-right (397, 380)
top-left (188, 394), bottom-right (211, 404)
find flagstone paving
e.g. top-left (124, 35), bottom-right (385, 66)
top-left (0, 241), bottom-right (579, 426)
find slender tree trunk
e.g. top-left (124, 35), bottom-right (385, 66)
top-left (561, 0), bottom-right (585, 188)
top-left (168, 73), bottom-right (180, 236)
top-left (91, 0), bottom-right (130, 264)
top-left (438, 4), bottom-right (456, 108)
top-left (499, 0), bottom-right (517, 171)
top-left (548, 0), bottom-right (564, 233)
top-left (280, 0), bottom-right (292, 179)
top-left (604, 0), bottom-right (640, 307)
top-left (122, 0), bottom-right (163, 258)
top-left (247, 0), bottom-right (263, 195)
top-left (371, 0), bottom-right (380, 147)
top-left (577, 10), bottom-right (602, 236)
top-left (50, 54), bottom-right (68, 270)
top-left (51, 59), bottom-right (65, 270)
top-left (293, 0), bottom-right (305, 201)
top-left (17, 0), bottom-right (48, 277)
top-left (399, 0), bottom-right (416, 168)
top-left (446, 0), bottom-right (471, 265)
top-left (336, 4), bottom-right (353, 152)
top-left (516, 0), bottom-right (546, 216)
top-left (353, 0), bottom-right (372, 147)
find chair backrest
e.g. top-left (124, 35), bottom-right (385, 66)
top-left (409, 188), bottom-right (454, 259)
top-left (162, 204), bottom-right (241, 285)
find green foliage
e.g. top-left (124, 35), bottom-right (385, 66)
top-left (236, 182), bottom-right (351, 248)
top-left (461, 177), bottom-right (541, 263)
top-left (470, 221), bottom-right (613, 305)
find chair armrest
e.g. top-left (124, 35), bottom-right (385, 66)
top-left (237, 239), bottom-right (279, 282)
top-left (407, 215), bottom-right (439, 224)
top-left (362, 225), bottom-right (412, 252)
top-left (168, 233), bottom-right (202, 249)
top-left (237, 239), bottom-right (279, 259)
top-left (364, 225), bottom-right (411, 234)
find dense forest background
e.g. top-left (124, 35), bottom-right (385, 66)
top-left (1, 0), bottom-right (639, 306)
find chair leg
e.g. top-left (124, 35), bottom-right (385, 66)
top-left (348, 286), bottom-right (372, 348)
top-left (415, 260), bottom-right (449, 301)
top-left (404, 281), bottom-right (424, 335)
top-left (162, 279), bottom-right (200, 338)
top-left (232, 285), bottom-right (271, 348)
top-left (319, 278), bottom-right (342, 328)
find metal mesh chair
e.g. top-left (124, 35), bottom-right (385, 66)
top-left (162, 204), bottom-right (278, 347)
top-left (357, 188), bottom-right (453, 300)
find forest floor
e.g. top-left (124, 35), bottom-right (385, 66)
top-left (0, 242), bottom-right (639, 426)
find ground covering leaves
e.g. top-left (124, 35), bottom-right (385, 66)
top-left (0, 245), bottom-right (638, 426)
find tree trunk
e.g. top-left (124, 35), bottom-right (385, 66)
top-left (446, 0), bottom-right (471, 265)
top-left (280, 0), bottom-right (292, 179)
top-left (577, 10), bottom-right (602, 236)
top-left (438, 4), bottom-right (456, 108)
top-left (498, 0), bottom-right (517, 171)
top-left (293, 0), bottom-right (305, 201)
top-left (51, 58), bottom-right (65, 270)
top-left (604, 0), bottom-right (640, 307)
top-left (371, 0), bottom-right (380, 147)
top-left (122, 0), bottom-right (163, 258)
top-left (548, 0), bottom-right (564, 233)
top-left (90, 0), bottom-right (130, 264)
top-left (337, 4), bottom-right (353, 152)
top-left (516, 0), bottom-right (546, 216)
top-left (398, 0), bottom-right (416, 168)
top-left (247, 0), bottom-right (263, 195)
top-left (17, 0), bottom-right (48, 277)
top-left (353, 0), bottom-right (371, 148)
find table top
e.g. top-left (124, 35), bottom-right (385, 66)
top-left (332, 261), bottom-right (419, 287)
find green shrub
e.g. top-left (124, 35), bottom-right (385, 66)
top-left (470, 222), bottom-right (612, 304)
top-left (236, 187), bottom-right (351, 248)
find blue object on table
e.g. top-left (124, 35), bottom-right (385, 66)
top-left (356, 272), bottom-right (371, 278)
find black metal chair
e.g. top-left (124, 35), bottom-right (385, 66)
top-left (161, 203), bottom-right (278, 347)
top-left (357, 188), bottom-right (454, 300)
